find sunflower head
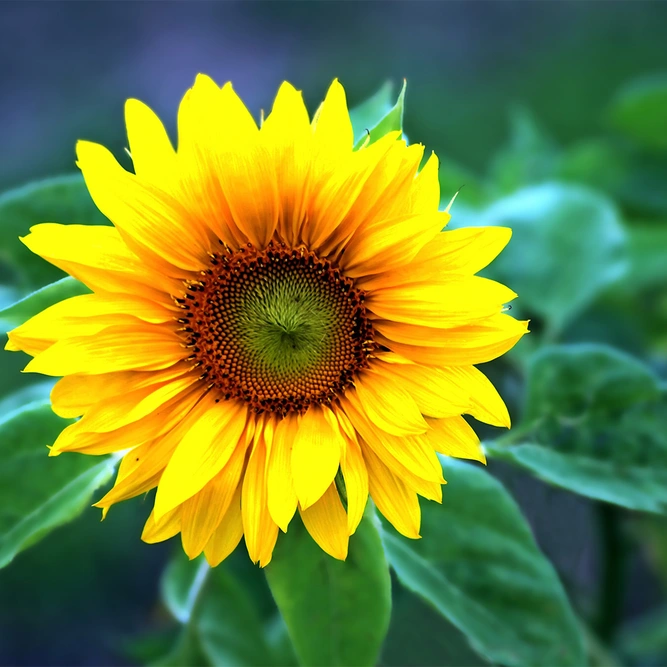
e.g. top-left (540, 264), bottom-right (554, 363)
top-left (6, 76), bottom-right (527, 566)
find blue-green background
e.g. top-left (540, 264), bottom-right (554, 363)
top-left (1, 2), bottom-right (667, 665)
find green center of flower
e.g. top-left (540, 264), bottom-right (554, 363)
top-left (177, 242), bottom-right (375, 416)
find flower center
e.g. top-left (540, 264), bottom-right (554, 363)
top-left (176, 241), bottom-right (376, 416)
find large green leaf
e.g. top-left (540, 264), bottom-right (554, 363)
top-left (0, 400), bottom-right (117, 568)
top-left (383, 457), bottom-right (585, 667)
top-left (0, 276), bottom-right (89, 334)
top-left (349, 81), bottom-right (394, 144)
top-left (0, 174), bottom-right (107, 290)
top-left (265, 511), bottom-right (392, 667)
top-left (477, 183), bottom-right (627, 335)
top-left (488, 344), bottom-right (667, 512)
top-left (353, 80), bottom-right (406, 150)
top-left (158, 551), bottom-right (285, 667)
top-left (608, 73), bottom-right (667, 151)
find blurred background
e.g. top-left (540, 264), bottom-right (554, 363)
top-left (1, 2), bottom-right (667, 665)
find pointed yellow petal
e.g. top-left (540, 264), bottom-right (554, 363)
top-left (180, 436), bottom-right (249, 559)
top-left (363, 445), bottom-right (421, 539)
top-left (299, 483), bottom-right (349, 560)
top-left (360, 227), bottom-right (512, 291)
top-left (20, 223), bottom-right (177, 300)
top-left (375, 314), bottom-right (529, 366)
top-left (313, 79), bottom-right (353, 153)
top-left (204, 483), bottom-right (244, 567)
top-left (55, 384), bottom-right (203, 457)
top-left (125, 98), bottom-right (176, 180)
top-left (373, 357), bottom-right (470, 418)
top-left (23, 324), bottom-right (183, 376)
top-left (342, 393), bottom-right (442, 483)
top-left (461, 366), bottom-right (511, 428)
top-left (342, 211), bottom-right (449, 279)
top-left (408, 152), bottom-right (440, 215)
top-left (340, 435), bottom-right (368, 535)
top-left (154, 397), bottom-right (247, 518)
top-left (427, 416), bottom-right (485, 464)
top-left (242, 427), bottom-right (279, 567)
top-left (51, 364), bottom-right (189, 419)
top-left (142, 506), bottom-right (182, 544)
top-left (77, 140), bottom-right (212, 272)
top-left (261, 82), bottom-right (312, 246)
top-left (267, 413), bottom-right (299, 531)
top-left (353, 371), bottom-right (427, 436)
top-left (367, 276), bottom-right (517, 329)
top-left (291, 406), bottom-right (343, 509)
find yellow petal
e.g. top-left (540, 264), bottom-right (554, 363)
top-left (142, 506), bottom-right (182, 544)
top-left (342, 392), bottom-right (442, 483)
top-left (303, 132), bottom-right (399, 251)
top-left (367, 276), bottom-right (517, 329)
top-left (363, 444), bottom-right (421, 539)
top-left (204, 483), bottom-right (244, 567)
top-left (242, 425), bottom-right (279, 567)
top-left (291, 405), bottom-right (343, 509)
top-left (313, 79), bottom-right (353, 153)
top-left (180, 436), bottom-right (249, 559)
top-left (339, 435), bottom-right (368, 535)
top-left (408, 152), bottom-right (440, 215)
top-left (341, 211), bottom-right (449, 279)
top-left (77, 140), bottom-right (213, 272)
top-left (24, 324), bottom-right (183, 376)
top-left (154, 397), bottom-right (247, 518)
top-left (353, 370), bottom-right (427, 436)
top-left (360, 226), bottom-right (512, 291)
top-left (267, 413), bottom-right (299, 531)
top-left (299, 483), bottom-right (349, 560)
top-left (427, 416), bottom-right (485, 464)
top-left (125, 98), bottom-right (176, 180)
top-left (462, 366), bottom-right (511, 428)
top-left (54, 384), bottom-right (203, 457)
top-left (375, 314), bottom-right (529, 366)
top-left (70, 374), bottom-right (197, 434)
top-left (94, 399), bottom-right (208, 509)
top-left (261, 82), bottom-right (312, 246)
top-left (20, 223), bottom-right (177, 300)
top-left (373, 357), bottom-right (470, 418)
top-left (51, 364), bottom-right (189, 418)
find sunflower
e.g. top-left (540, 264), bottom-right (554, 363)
top-left (6, 76), bottom-right (527, 566)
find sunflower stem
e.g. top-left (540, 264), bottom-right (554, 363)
top-left (594, 504), bottom-right (627, 643)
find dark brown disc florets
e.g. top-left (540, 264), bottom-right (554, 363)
top-left (175, 241), bottom-right (376, 416)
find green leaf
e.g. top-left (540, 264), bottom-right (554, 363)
top-left (383, 457), bottom-right (585, 667)
top-left (477, 183), bottom-right (627, 335)
top-left (489, 107), bottom-right (560, 194)
top-left (557, 139), bottom-right (627, 195)
top-left (626, 222), bottom-right (667, 291)
top-left (608, 73), bottom-right (667, 151)
top-left (353, 80), bottom-right (406, 150)
top-left (382, 592), bottom-right (490, 667)
top-left (0, 174), bottom-right (107, 291)
top-left (161, 551), bottom-right (211, 624)
top-left (488, 344), bottom-right (667, 513)
top-left (159, 551), bottom-right (279, 666)
top-left (619, 605), bottom-right (667, 663)
top-left (265, 511), bottom-right (392, 667)
top-left (349, 81), bottom-right (394, 144)
top-left (0, 381), bottom-right (54, 416)
top-left (0, 401), bottom-right (117, 568)
top-left (0, 277), bottom-right (89, 334)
